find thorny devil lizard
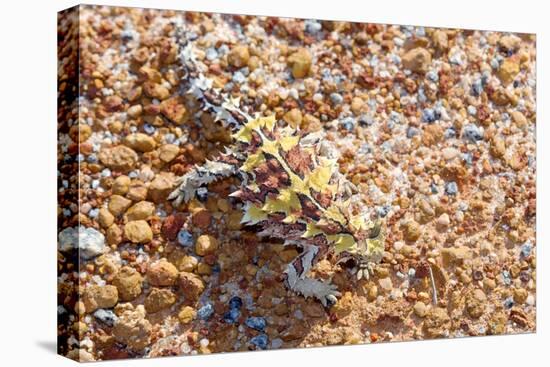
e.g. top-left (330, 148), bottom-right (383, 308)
top-left (168, 35), bottom-right (386, 307)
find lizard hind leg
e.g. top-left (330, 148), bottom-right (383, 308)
top-left (284, 244), bottom-right (340, 307)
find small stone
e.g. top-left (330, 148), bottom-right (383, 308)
top-left (432, 30), bottom-right (448, 51)
top-left (83, 285), bottom-right (118, 313)
top-left (245, 316), bottom-right (267, 331)
top-left (178, 306), bottom-right (196, 324)
top-left (436, 213), bottom-right (450, 228)
top-left (197, 263), bottom-right (212, 275)
top-left (462, 124), bottom-right (483, 142)
top-left (367, 285), bottom-right (378, 301)
top-left (108, 195), bottom-right (132, 217)
top-left (402, 47), bottom-right (432, 73)
top-left (497, 58), bottom-right (520, 85)
top-left (483, 278), bottom-right (496, 291)
top-left (197, 303), bottom-right (214, 320)
top-left (159, 144), bottom-right (180, 163)
top-left (160, 97), bottom-right (188, 124)
top-left (113, 305), bottom-right (152, 351)
top-left (423, 307), bottom-right (451, 338)
top-left (403, 220), bottom-right (421, 242)
top-left (149, 173), bottom-right (175, 203)
top-left (113, 266), bottom-right (143, 301)
top-left (287, 48), bottom-right (312, 79)
top-left (98, 208), bottom-right (115, 228)
top-left (127, 105), bottom-right (143, 118)
top-left (147, 258), bottom-right (179, 286)
top-left (177, 230), bottom-right (194, 247)
top-left (106, 224), bottom-right (122, 245)
top-left (93, 309), bottom-right (118, 327)
top-left (378, 277), bottom-right (393, 292)
top-left (124, 133), bottom-right (156, 153)
top-left (228, 45), bottom-right (250, 68)
top-left (498, 35), bottom-right (521, 52)
top-left (124, 220), bottom-right (153, 244)
top-left (112, 175), bottom-right (131, 195)
top-left (510, 110), bottom-right (527, 128)
top-left (445, 181), bottom-right (458, 196)
top-left (105, 95), bottom-right (123, 111)
top-left (144, 288), bottom-right (176, 313)
top-left (413, 301), bottom-right (428, 317)
top-left (250, 334), bottom-right (268, 350)
top-left (283, 108), bottom-right (303, 128)
top-left (58, 227), bottom-right (106, 260)
top-left (192, 208), bottom-right (212, 229)
top-left (441, 246), bottom-right (472, 266)
top-left (125, 201), bottom-right (155, 221)
top-left (466, 289), bottom-right (487, 319)
top-left (351, 97), bottom-right (365, 115)
top-left (513, 288), bottom-right (528, 304)
top-left (177, 255), bottom-right (199, 272)
top-left (442, 147), bottom-right (459, 160)
top-left (98, 145), bottom-right (138, 173)
top-left (195, 234), bottom-right (218, 256)
top-left (178, 272), bottom-right (205, 302)
top-left (490, 136), bottom-right (506, 158)
top-left (161, 213), bottom-right (186, 241)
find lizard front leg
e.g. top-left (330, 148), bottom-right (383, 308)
top-left (284, 244), bottom-right (340, 307)
top-left (168, 159), bottom-right (237, 206)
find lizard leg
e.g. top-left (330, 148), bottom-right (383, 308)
top-left (168, 159), bottom-right (236, 207)
top-left (284, 244), bottom-right (340, 307)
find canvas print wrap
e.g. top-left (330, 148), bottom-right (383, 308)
top-left (57, 5), bottom-right (536, 362)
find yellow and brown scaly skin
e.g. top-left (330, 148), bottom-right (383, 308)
top-left (169, 40), bottom-right (385, 307)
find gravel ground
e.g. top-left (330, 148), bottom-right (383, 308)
top-left (57, 5), bottom-right (536, 362)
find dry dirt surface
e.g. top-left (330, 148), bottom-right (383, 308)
top-left (57, 5), bottom-right (536, 361)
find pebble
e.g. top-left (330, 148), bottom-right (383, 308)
top-left (245, 316), bottom-right (267, 331)
top-left (445, 181), bottom-right (458, 196)
top-left (378, 277), bottom-right (393, 292)
top-left (58, 227), bottom-right (106, 260)
top-left (160, 97), bottom-right (188, 124)
top-left (113, 266), bottom-right (143, 301)
top-left (436, 213), bottom-right (450, 228)
top-left (197, 303), bottom-right (214, 320)
top-left (98, 145), bottom-right (138, 173)
top-left (287, 48), bottom-right (312, 79)
top-left (413, 301), bottom-right (428, 317)
top-left (83, 285), bottom-right (118, 313)
top-left (159, 144), bottom-right (180, 163)
top-left (113, 305), bottom-right (152, 351)
top-left (108, 195), bottom-right (132, 217)
top-left (177, 230), bottom-right (194, 247)
top-left (402, 47), bottom-right (432, 73)
top-left (144, 288), bottom-right (176, 313)
top-left (178, 272), bottom-right (205, 302)
top-left (228, 45), bottom-right (250, 68)
top-left (93, 309), bottom-right (118, 327)
top-left (125, 201), bottom-right (155, 221)
top-left (148, 173), bottom-right (175, 203)
top-left (124, 133), bottom-right (157, 153)
top-left (462, 124), bottom-right (483, 142)
top-left (147, 258), bottom-right (179, 286)
top-left (98, 208), bottom-right (115, 228)
top-left (403, 220), bottom-right (421, 242)
top-left (441, 148), bottom-right (460, 161)
top-left (178, 306), bottom-right (197, 324)
top-left (497, 58), bottom-right (520, 85)
top-left (195, 234), bottom-right (218, 256)
top-left (250, 334), bottom-right (268, 349)
top-left (466, 289), bottom-right (487, 319)
top-left (112, 175), bottom-right (131, 195)
top-left (124, 220), bottom-right (153, 244)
